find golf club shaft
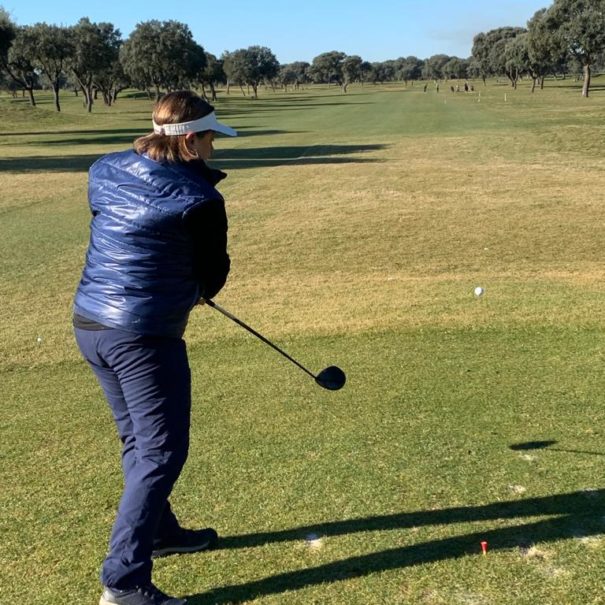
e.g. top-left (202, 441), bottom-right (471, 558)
top-left (204, 299), bottom-right (316, 379)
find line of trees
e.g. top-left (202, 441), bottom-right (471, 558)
top-left (0, 13), bottom-right (127, 111)
top-left (471, 0), bottom-right (605, 97)
top-left (0, 7), bottom-right (457, 112)
top-left (1, 0), bottom-right (604, 112)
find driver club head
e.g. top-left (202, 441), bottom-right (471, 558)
top-left (315, 365), bottom-right (346, 391)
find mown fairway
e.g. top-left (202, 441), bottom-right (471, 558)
top-left (1, 79), bottom-right (605, 604)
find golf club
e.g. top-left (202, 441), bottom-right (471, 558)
top-left (203, 299), bottom-right (346, 391)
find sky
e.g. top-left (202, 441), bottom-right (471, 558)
top-left (8, 1), bottom-right (549, 63)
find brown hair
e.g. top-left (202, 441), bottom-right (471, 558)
top-left (134, 91), bottom-right (214, 163)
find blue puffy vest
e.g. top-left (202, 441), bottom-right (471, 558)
top-left (74, 150), bottom-right (224, 337)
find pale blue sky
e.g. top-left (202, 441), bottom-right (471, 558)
top-left (8, 1), bottom-right (549, 63)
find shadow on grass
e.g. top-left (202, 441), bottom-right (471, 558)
top-left (211, 144), bottom-right (386, 170)
top-left (0, 154), bottom-right (99, 172)
top-left (546, 83), bottom-right (605, 92)
top-left (22, 133), bottom-right (146, 147)
top-left (187, 489), bottom-right (605, 604)
top-left (23, 130), bottom-right (297, 146)
top-left (0, 128), bottom-right (145, 137)
top-left (510, 440), bottom-right (605, 457)
top-left (0, 144), bottom-right (386, 173)
top-left (0, 127), bottom-right (304, 145)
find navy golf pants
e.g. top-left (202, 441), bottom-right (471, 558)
top-left (75, 327), bottom-right (191, 589)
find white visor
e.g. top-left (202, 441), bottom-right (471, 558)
top-left (153, 111), bottom-right (237, 137)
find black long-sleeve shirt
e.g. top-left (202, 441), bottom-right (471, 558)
top-left (184, 197), bottom-right (230, 300)
top-left (185, 160), bottom-right (230, 300)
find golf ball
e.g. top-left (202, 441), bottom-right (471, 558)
top-left (305, 533), bottom-right (323, 549)
top-left (474, 287), bottom-right (484, 297)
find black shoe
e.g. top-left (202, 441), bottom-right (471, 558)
top-left (100, 584), bottom-right (186, 605)
top-left (152, 527), bottom-right (219, 558)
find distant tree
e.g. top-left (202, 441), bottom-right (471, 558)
top-left (342, 54), bottom-right (362, 92)
top-left (544, 0), bottom-right (605, 97)
top-left (369, 60), bottom-right (396, 84)
top-left (471, 33), bottom-right (491, 84)
top-left (442, 56), bottom-right (469, 80)
top-left (383, 60), bottom-right (400, 82)
top-left (222, 50), bottom-right (247, 94)
top-left (279, 61), bottom-right (309, 91)
top-left (245, 45), bottom-right (279, 97)
top-left (359, 60), bottom-right (373, 84)
top-left (365, 62), bottom-right (378, 84)
top-left (27, 23), bottom-right (73, 111)
top-left (310, 51), bottom-right (346, 87)
top-left (491, 28), bottom-right (526, 86)
top-left (472, 27), bottom-right (525, 87)
top-left (199, 53), bottom-right (224, 101)
top-left (0, 68), bottom-right (13, 93)
top-left (527, 8), bottom-right (568, 91)
top-left (527, 8), bottom-right (553, 90)
top-left (422, 54), bottom-right (450, 80)
top-left (466, 58), bottom-right (482, 81)
top-left (121, 20), bottom-right (206, 99)
top-left (223, 46), bottom-right (278, 98)
top-left (0, 7), bottom-right (14, 69)
top-left (95, 59), bottom-right (129, 106)
top-left (504, 34), bottom-right (530, 89)
top-left (595, 49), bottom-right (605, 73)
top-left (0, 11), bottom-right (39, 106)
top-left (69, 18), bottom-right (122, 112)
top-left (398, 56), bottom-right (423, 84)
top-left (290, 61), bottom-right (310, 88)
top-left (279, 63), bottom-right (298, 91)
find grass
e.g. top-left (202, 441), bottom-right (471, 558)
top-left (1, 78), bottom-right (605, 604)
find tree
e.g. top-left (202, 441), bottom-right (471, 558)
top-left (290, 61), bottom-right (310, 88)
top-left (342, 55), bottom-right (362, 92)
top-left (398, 56), bottom-right (423, 84)
top-left (279, 61), bottom-right (309, 91)
top-left (0, 6), bottom-right (14, 69)
top-left (492, 28), bottom-right (526, 87)
top-left (504, 34), bottom-right (530, 89)
top-left (310, 51), bottom-right (346, 87)
top-left (69, 18), bottom-right (122, 112)
top-left (526, 9), bottom-right (568, 91)
top-left (368, 61), bottom-right (396, 84)
top-left (422, 54), bottom-right (450, 80)
top-left (121, 20), bottom-right (206, 99)
top-left (442, 57), bottom-right (469, 80)
top-left (199, 52), bottom-right (224, 101)
top-left (222, 46), bottom-right (278, 98)
top-left (472, 27), bottom-right (525, 87)
top-left (26, 23), bottom-right (73, 111)
top-left (544, 0), bottom-right (605, 97)
top-left (471, 33), bottom-right (491, 85)
top-left (222, 49), bottom-right (247, 94)
top-left (0, 12), bottom-right (39, 106)
top-left (359, 60), bottom-right (373, 85)
top-left (279, 63), bottom-right (297, 91)
top-left (244, 45), bottom-right (279, 97)
top-left (95, 59), bottom-right (129, 106)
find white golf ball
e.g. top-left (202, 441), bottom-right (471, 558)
top-left (305, 533), bottom-right (323, 549)
top-left (474, 287), bottom-right (484, 297)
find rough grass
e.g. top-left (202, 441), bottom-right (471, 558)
top-left (1, 79), bottom-right (605, 604)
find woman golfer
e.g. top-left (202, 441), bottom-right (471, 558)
top-left (73, 90), bottom-right (236, 605)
